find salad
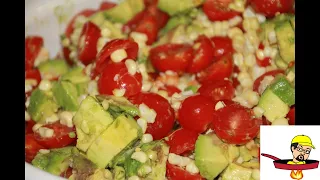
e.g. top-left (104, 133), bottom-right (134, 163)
top-left (25, 0), bottom-right (295, 179)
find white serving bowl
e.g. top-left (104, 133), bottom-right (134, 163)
top-left (25, 0), bottom-right (117, 179)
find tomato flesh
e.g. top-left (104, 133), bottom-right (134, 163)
top-left (99, 1), bottom-right (116, 11)
top-left (159, 85), bottom-right (181, 97)
top-left (129, 93), bottom-right (175, 140)
top-left (198, 80), bottom-right (235, 102)
top-left (77, 21), bottom-right (101, 65)
top-left (250, 0), bottom-right (294, 18)
top-left (210, 37), bottom-right (234, 59)
top-left (133, 14), bottom-right (159, 45)
top-left (149, 44), bottom-right (194, 73)
top-left (187, 35), bottom-right (215, 73)
top-left (34, 122), bottom-right (77, 149)
top-left (178, 95), bottom-right (215, 133)
top-left (25, 36), bottom-right (44, 71)
top-left (65, 9), bottom-right (96, 38)
top-left (25, 134), bottom-right (45, 163)
top-left (166, 163), bottom-right (204, 180)
top-left (252, 69), bottom-right (285, 93)
top-left (212, 103), bottom-right (261, 145)
top-left (166, 128), bottom-right (199, 155)
top-left (203, 0), bottom-right (241, 21)
top-left (286, 106), bottom-right (295, 125)
top-left (94, 39), bottom-right (139, 78)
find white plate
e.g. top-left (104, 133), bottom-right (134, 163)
top-left (25, 0), bottom-right (117, 179)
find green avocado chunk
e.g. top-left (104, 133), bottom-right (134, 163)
top-left (52, 80), bottom-right (79, 111)
top-left (38, 59), bottom-right (69, 79)
top-left (157, 0), bottom-right (204, 16)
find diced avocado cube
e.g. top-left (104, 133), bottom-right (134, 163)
top-left (32, 146), bottom-right (73, 176)
top-left (87, 114), bottom-right (142, 168)
top-left (223, 144), bottom-right (240, 163)
top-left (124, 140), bottom-right (169, 179)
top-left (52, 81), bottom-right (79, 111)
top-left (28, 88), bottom-right (59, 122)
top-left (73, 96), bottom-right (114, 152)
top-left (269, 75), bottom-right (295, 106)
top-left (89, 11), bottom-right (105, 27)
top-left (38, 59), bottom-right (69, 79)
top-left (274, 52), bottom-right (288, 70)
top-left (290, 16), bottom-right (295, 29)
top-left (104, 0), bottom-right (145, 23)
top-left (157, 0), bottom-right (204, 16)
top-left (257, 88), bottom-right (290, 122)
top-left (61, 67), bottom-right (90, 84)
top-left (195, 134), bottom-right (229, 180)
top-left (75, 82), bottom-right (88, 95)
top-left (258, 21), bottom-right (275, 42)
top-left (239, 146), bottom-right (252, 162)
top-left (221, 163), bottom-right (253, 180)
top-left (275, 21), bottom-right (295, 63)
top-left (112, 166), bottom-right (126, 180)
top-left (242, 161), bottom-right (260, 169)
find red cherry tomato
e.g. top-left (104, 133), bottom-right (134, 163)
top-left (25, 69), bottom-right (42, 85)
top-left (252, 69), bottom-right (285, 93)
top-left (25, 134), bottom-right (45, 163)
top-left (98, 1), bottom-right (116, 11)
top-left (144, 0), bottom-right (158, 6)
top-left (203, 0), bottom-right (241, 21)
top-left (25, 36), bottom-right (44, 71)
top-left (210, 37), bottom-right (234, 59)
top-left (34, 122), bottom-right (77, 149)
top-left (122, 11), bottom-right (147, 33)
top-left (159, 85), bottom-right (181, 97)
top-left (129, 93), bottom-right (175, 140)
top-left (25, 120), bottom-right (36, 134)
top-left (60, 167), bottom-right (73, 178)
top-left (77, 21), bottom-right (101, 65)
top-left (62, 46), bottom-right (74, 65)
top-left (98, 61), bottom-right (142, 97)
top-left (198, 80), bottom-right (235, 102)
top-left (197, 53), bottom-right (234, 83)
top-left (286, 106), bottom-right (295, 125)
top-left (256, 56), bottom-right (271, 67)
top-left (146, 4), bottom-right (169, 29)
top-left (149, 44), bottom-right (194, 73)
top-left (178, 95), bottom-right (215, 133)
top-left (133, 14), bottom-right (159, 45)
top-left (262, 116), bottom-right (271, 125)
top-left (65, 9), bottom-right (96, 38)
top-left (212, 103), bottom-right (261, 145)
top-left (250, 0), bottom-right (294, 18)
top-left (166, 163), bottom-right (204, 180)
top-left (187, 35), bottom-right (215, 73)
top-left (94, 39), bottom-right (139, 77)
top-left (166, 128), bottom-right (199, 155)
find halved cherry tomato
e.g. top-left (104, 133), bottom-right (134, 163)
top-left (60, 167), bottom-right (73, 178)
top-left (166, 128), bottom-right (199, 155)
top-left (65, 9), bottom-right (96, 38)
top-left (25, 120), bottom-right (36, 134)
top-left (133, 14), bottom-right (159, 45)
top-left (210, 37), bottom-right (234, 59)
top-left (287, 106), bottom-right (295, 125)
top-left (144, 0), bottom-right (158, 7)
top-left (77, 21), bottom-right (101, 65)
top-left (212, 103), bottom-right (262, 144)
top-left (25, 36), bottom-right (44, 71)
top-left (197, 53), bottom-right (233, 83)
top-left (262, 116), bottom-right (271, 125)
top-left (146, 4), bottom-right (169, 29)
top-left (252, 69), bottom-right (285, 93)
top-left (166, 163), bottom-right (204, 180)
top-left (34, 122), bottom-right (77, 149)
top-left (198, 80), bottom-right (235, 102)
top-left (98, 1), bottom-right (116, 11)
top-left (129, 93), bottom-right (175, 140)
top-left (159, 85), bottom-right (181, 97)
top-left (178, 95), bottom-right (215, 133)
top-left (256, 56), bottom-right (271, 67)
top-left (250, 0), bottom-right (294, 18)
top-left (25, 69), bottom-right (42, 85)
top-left (25, 134), bottom-right (45, 163)
top-left (203, 0), bottom-right (241, 21)
top-left (149, 44), bottom-right (194, 73)
top-left (122, 11), bottom-right (147, 33)
top-left (94, 39), bottom-right (139, 77)
top-left (187, 35), bottom-right (215, 73)
top-left (62, 47), bottom-right (74, 65)
top-left (98, 61), bottom-right (142, 97)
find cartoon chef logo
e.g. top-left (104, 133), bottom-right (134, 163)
top-left (261, 134), bottom-right (319, 180)
top-left (288, 135), bottom-right (315, 165)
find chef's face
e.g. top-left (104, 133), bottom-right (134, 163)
top-left (292, 144), bottom-right (311, 161)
